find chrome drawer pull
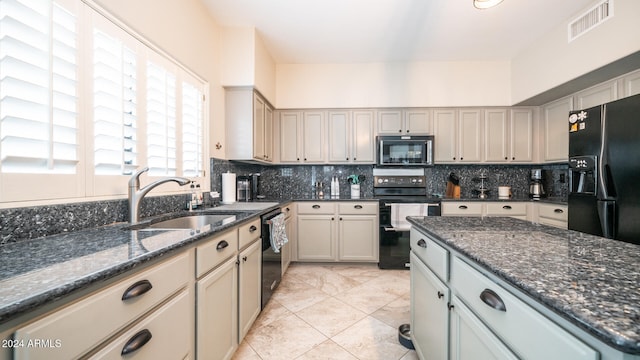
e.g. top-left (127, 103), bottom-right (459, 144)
top-left (502, 205), bottom-right (512, 210)
top-left (480, 289), bottom-right (507, 312)
top-left (121, 329), bottom-right (152, 356)
top-left (459, 205), bottom-right (468, 209)
top-left (312, 204), bottom-right (321, 209)
top-left (354, 205), bottom-right (363, 209)
top-left (216, 240), bottom-right (229, 250)
top-left (554, 209), bottom-right (564, 213)
top-left (417, 239), bottom-right (427, 248)
top-left (121, 280), bottom-right (153, 301)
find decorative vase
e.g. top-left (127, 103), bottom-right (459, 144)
top-left (350, 184), bottom-right (360, 199)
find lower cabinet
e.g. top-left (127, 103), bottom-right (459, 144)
top-left (410, 227), bottom-right (598, 360)
top-left (281, 204), bottom-right (295, 272)
top-left (536, 203), bottom-right (568, 229)
top-left (410, 251), bottom-right (449, 360)
top-left (238, 240), bottom-right (262, 342)
top-left (296, 202), bottom-right (378, 262)
top-left (197, 256), bottom-right (238, 360)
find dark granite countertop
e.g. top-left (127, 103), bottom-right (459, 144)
top-left (440, 196), bottom-right (567, 205)
top-left (0, 204), bottom-right (282, 326)
top-left (407, 216), bottom-right (640, 355)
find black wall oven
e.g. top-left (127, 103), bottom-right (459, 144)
top-left (374, 168), bottom-right (441, 269)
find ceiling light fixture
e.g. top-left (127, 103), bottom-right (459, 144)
top-left (474, 0), bottom-right (504, 9)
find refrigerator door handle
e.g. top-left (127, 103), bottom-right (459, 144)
top-left (597, 200), bottom-right (616, 239)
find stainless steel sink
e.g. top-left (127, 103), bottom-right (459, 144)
top-left (140, 214), bottom-right (237, 230)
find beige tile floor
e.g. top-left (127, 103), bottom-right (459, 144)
top-left (232, 263), bottom-right (418, 360)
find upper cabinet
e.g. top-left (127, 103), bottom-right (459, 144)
top-left (377, 109), bottom-right (431, 134)
top-left (434, 109), bottom-right (482, 163)
top-left (542, 96), bottom-right (573, 162)
top-left (279, 111), bottom-right (326, 164)
top-left (574, 81), bottom-right (618, 110)
top-left (328, 110), bottom-right (375, 163)
top-left (225, 88), bottom-right (274, 163)
top-left (484, 108), bottom-right (534, 163)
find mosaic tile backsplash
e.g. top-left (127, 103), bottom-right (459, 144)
top-left (0, 159), bottom-right (568, 244)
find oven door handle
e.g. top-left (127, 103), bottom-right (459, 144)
top-left (383, 226), bottom-right (410, 232)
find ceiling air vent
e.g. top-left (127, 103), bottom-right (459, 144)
top-left (568, 0), bottom-right (613, 42)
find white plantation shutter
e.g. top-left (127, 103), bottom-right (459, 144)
top-left (146, 60), bottom-right (177, 176)
top-left (182, 80), bottom-right (203, 177)
top-left (92, 27), bottom-right (138, 176)
top-left (0, 0), bottom-right (78, 174)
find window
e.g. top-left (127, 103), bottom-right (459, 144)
top-left (0, 0), bottom-right (208, 203)
top-left (0, 0), bottom-right (78, 175)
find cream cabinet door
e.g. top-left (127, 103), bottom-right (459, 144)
top-left (411, 251), bottom-right (449, 360)
top-left (280, 111), bottom-right (301, 163)
top-left (338, 215), bottom-right (378, 262)
top-left (449, 296), bottom-right (518, 360)
top-left (575, 81), bottom-right (618, 110)
top-left (252, 94), bottom-right (265, 160)
top-left (282, 214), bottom-right (294, 273)
top-left (404, 109), bottom-right (431, 134)
top-left (264, 105), bottom-right (273, 162)
top-left (377, 110), bottom-right (403, 134)
top-left (352, 110), bottom-right (375, 163)
top-left (302, 111), bottom-right (326, 163)
top-left (623, 69), bottom-right (640, 97)
top-left (238, 240), bottom-right (262, 342)
top-left (510, 108), bottom-right (533, 162)
top-left (433, 109), bottom-right (457, 162)
top-left (458, 109), bottom-right (482, 162)
top-left (197, 256), bottom-right (238, 360)
top-left (297, 215), bottom-right (335, 261)
top-left (543, 96), bottom-right (572, 162)
top-left (328, 111), bottom-right (350, 162)
top-left (484, 109), bottom-right (508, 162)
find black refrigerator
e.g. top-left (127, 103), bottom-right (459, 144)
top-left (568, 93), bottom-right (640, 245)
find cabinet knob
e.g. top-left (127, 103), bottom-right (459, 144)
top-left (346, 157), bottom-right (349, 161)
top-left (505, 157), bottom-right (508, 160)
top-left (453, 157), bottom-right (456, 160)
top-left (339, 217), bottom-right (343, 221)
top-left (243, 256), bottom-right (248, 262)
top-left (398, 129), bottom-right (402, 133)
top-left (448, 303), bottom-right (455, 311)
top-left (479, 288), bottom-right (507, 312)
top-left (460, 157), bottom-right (464, 160)
top-left (121, 329), bottom-right (152, 356)
top-left (121, 280), bottom-right (153, 301)
top-left (354, 157), bottom-right (356, 161)
top-left (437, 291), bottom-right (444, 299)
top-left (331, 217), bottom-right (335, 221)
top-left (417, 239), bottom-right (427, 248)
top-left (406, 130), bottom-right (410, 133)
top-left (512, 157), bottom-right (515, 160)
top-left (249, 225), bottom-right (257, 232)
top-left (297, 157), bottom-right (300, 161)
top-left (304, 158), bottom-right (307, 161)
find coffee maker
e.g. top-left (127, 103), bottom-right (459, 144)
top-left (236, 173), bottom-right (262, 201)
top-left (529, 169), bottom-right (546, 199)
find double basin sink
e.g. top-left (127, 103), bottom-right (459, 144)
top-left (127, 202), bottom-right (280, 231)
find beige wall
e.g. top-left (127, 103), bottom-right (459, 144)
top-left (94, 0), bottom-right (227, 159)
top-left (275, 61), bottom-right (512, 108)
top-left (511, 0), bottom-right (640, 104)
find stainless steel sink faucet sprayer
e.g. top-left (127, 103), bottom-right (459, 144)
top-left (128, 167), bottom-right (191, 223)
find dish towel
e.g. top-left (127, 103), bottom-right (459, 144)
top-left (390, 204), bottom-right (429, 231)
top-left (269, 213), bottom-right (289, 253)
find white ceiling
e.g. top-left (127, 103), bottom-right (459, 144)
top-left (200, 0), bottom-right (597, 64)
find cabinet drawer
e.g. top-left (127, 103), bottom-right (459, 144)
top-left (297, 202), bottom-right (336, 215)
top-left (451, 257), bottom-right (597, 360)
top-left (538, 203), bottom-right (568, 221)
top-left (14, 253), bottom-right (189, 360)
top-left (410, 228), bottom-right (449, 282)
top-left (89, 290), bottom-right (191, 359)
top-left (338, 202), bottom-right (378, 215)
top-left (442, 202), bottom-right (483, 216)
top-left (196, 229), bottom-right (238, 278)
top-left (485, 202), bottom-right (527, 216)
top-left (238, 217), bottom-right (261, 250)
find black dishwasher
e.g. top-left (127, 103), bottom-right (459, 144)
top-left (261, 208), bottom-right (283, 309)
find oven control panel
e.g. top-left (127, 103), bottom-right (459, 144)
top-left (374, 176), bottom-right (426, 188)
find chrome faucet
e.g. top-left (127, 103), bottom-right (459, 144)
top-left (128, 167), bottom-right (191, 223)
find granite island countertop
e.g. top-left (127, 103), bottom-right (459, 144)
top-left (0, 204), bottom-right (284, 326)
top-left (407, 216), bottom-right (640, 355)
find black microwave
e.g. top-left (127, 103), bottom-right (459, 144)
top-left (377, 135), bottom-right (434, 166)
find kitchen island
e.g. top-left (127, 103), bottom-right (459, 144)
top-left (408, 216), bottom-right (640, 359)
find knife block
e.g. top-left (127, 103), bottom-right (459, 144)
top-left (445, 181), bottom-right (461, 199)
